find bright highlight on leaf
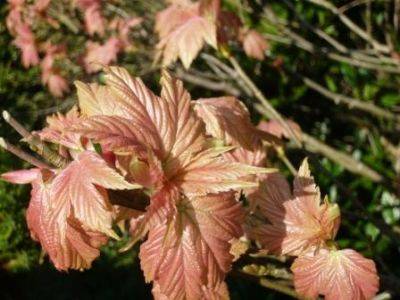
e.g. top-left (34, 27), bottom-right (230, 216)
top-left (292, 249), bottom-right (379, 300)
top-left (155, 0), bottom-right (218, 69)
top-left (252, 159), bottom-right (340, 256)
top-left (140, 192), bottom-right (243, 300)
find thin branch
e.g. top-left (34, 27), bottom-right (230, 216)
top-left (395, 0), bottom-right (400, 33)
top-left (227, 56), bottom-right (302, 147)
top-left (174, 67), bottom-right (241, 96)
top-left (304, 0), bottom-right (390, 53)
top-left (275, 146), bottom-right (297, 175)
top-left (297, 75), bottom-right (400, 122)
top-left (338, 0), bottom-right (389, 13)
top-left (200, 53), bottom-right (254, 96)
top-left (0, 138), bottom-right (51, 169)
top-left (262, 8), bottom-right (400, 72)
top-left (2, 111), bottom-right (69, 168)
top-left (255, 105), bottom-right (383, 182)
top-left (282, 0), bottom-right (348, 53)
top-left (2, 111), bottom-right (32, 138)
top-left (301, 132), bottom-right (383, 182)
top-left (232, 270), bottom-right (300, 299)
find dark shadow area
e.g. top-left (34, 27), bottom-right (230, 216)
top-left (1, 255), bottom-right (152, 300)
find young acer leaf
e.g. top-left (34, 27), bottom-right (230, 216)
top-left (50, 151), bottom-right (140, 237)
top-left (292, 249), bottom-right (379, 300)
top-left (193, 95), bottom-right (268, 210)
top-left (194, 96), bottom-right (258, 150)
top-left (75, 0), bottom-right (105, 36)
top-left (37, 106), bottom-right (83, 150)
top-left (74, 82), bottom-right (121, 117)
top-left (13, 23), bottom-right (39, 68)
top-left (3, 169), bottom-right (108, 271)
top-left (251, 159), bottom-right (341, 256)
top-left (171, 147), bottom-right (268, 196)
top-left (140, 192), bottom-right (242, 300)
top-left (155, 0), bottom-right (217, 69)
top-left (240, 29), bottom-right (268, 61)
top-left (72, 67), bottom-right (267, 196)
top-left (84, 38), bottom-right (122, 73)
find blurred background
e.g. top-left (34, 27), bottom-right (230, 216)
top-left (1, 0), bottom-right (400, 299)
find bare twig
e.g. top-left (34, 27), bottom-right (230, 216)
top-left (227, 56), bottom-right (302, 147)
top-left (255, 105), bottom-right (383, 182)
top-left (174, 67), bottom-right (241, 96)
top-left (232, 270), bottom-right (300, 299)
top-left (275, 146), bottom-right (297, 175)
top-left (2, 111), bottom-right (69, 168)
top-left (0, 138), bottom-right (51, 169)
top-left (263, 8), bottom-right (400, 72)
top-left (282, 0), bottom-right (348, 53)
top-left (200, 54), bottom-right (253, 96)
top-left (338, 0), bottom-right (389, 13)
top-left (304, 0), bottom-right (390, 53)
top-left (298, 75), bottom-right (400, 122)
top-left (395, 0), bottom-right (400, 33)
top-left (2, 111), bottom-right (32, 138)
top-left (301, 132), bottom-right (383, 182)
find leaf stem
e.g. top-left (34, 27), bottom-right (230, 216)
top-left (0, 137), bottom-right (51, 169)
top-left (232, 270), bottom-right (301, 299)
top-left (2, 110), bottom-right (69, 168)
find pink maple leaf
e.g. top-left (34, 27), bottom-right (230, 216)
top-left (251, 159), bottom-right (341, 256)
top-left (241, 29), bottom-right (268, 61)
top-left (194, 96), bottom-right (268, 210)
top-left (140, 191), bottom-right (243, 300)
top-left (2, 149), bottom-right (140, 271)
top-left (155, 0), bottom-right (218, 69)
top-left (49, 151), bottom-right (140, 237)
top-left (6, 0), bottom-right (24, 34)
top-left (75, 0), bottom-right (105, 36)
top-left (13, 23), bottom-right (40, 68)
top-left (37, 106), bottom-right (83, 150)
top-left (73, 67), bottom-right (266, 197)
top-left (41, 43), bottom-right (70, 97)
top-left (194, 96), bottom-right (260, 150)
top-left (292, 248), bottom-right (379, 300)
top-left (34, 0), bottom-right (51, 12)
top-left (83, 38), bottom-right (123, 73)
top-left (2, 169), bottom-right (108, 271)
top-left (68, 67), bottom-right (269, 297)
